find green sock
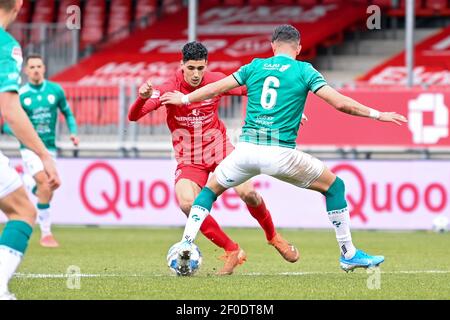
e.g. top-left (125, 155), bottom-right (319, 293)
top-left (192, 187), bottom-right (217, 211)
top-left (0, 220), bottom-right (33, 254)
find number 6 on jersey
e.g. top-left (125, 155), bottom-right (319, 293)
top-left (260, 76), bottom-right (280, 110)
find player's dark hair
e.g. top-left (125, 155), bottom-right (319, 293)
top-left (182, 41), bottom-right (208, 62)
top-left (0, 0), bottom-right (15, 11)
top-left (271, 24), bottom-right (300, 44)
top-left (26, 53), bottom-right (44, 64)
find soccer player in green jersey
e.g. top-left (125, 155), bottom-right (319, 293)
top-left (161, 25), bottom-right (407, 275)
top-left (7, 54), bottom-right (79, 247)
top-left (0, 0), bottom-right (60, 299)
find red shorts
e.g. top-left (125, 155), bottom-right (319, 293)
top-left (174, 140), bottom-right (234, 187)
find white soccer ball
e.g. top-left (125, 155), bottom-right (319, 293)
top-left (432, 215), bottom-right (449, 233)
top-left (167, 241), bottom-right (202, 276)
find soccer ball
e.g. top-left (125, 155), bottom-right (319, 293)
top-left (167, 241), bottom-right (202, 276)
top-left (432, 216), bottom-right (449, 233)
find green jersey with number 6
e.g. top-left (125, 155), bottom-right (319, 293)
top-left (233, 54), bottom-right (327, 148)
top-left (0, 27), bottom-right (23, 93)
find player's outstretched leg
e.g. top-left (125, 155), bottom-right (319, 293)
top-left (234, 181), bottom-right (299, 263)
top-left (309, 167), bottom-right (384, 272)
top-left (33, 172), bottom-right (58, 248)
top-left (180, 182), bottom-right (247, 275)
top-left (0, 186), bottom-right (36, 300)
top-left (176, 179), bottom-right (246, 276)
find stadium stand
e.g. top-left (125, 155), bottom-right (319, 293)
top-left (31, 0), bottom-right (56, 24)
top-left (80, 0), bottom-right (107, 50)
top-left (107, 0), bottom-right (133, 41)
top-left (135, 0), bottom-right (159, 24)
top-left (358, 25), bottom-right (450, 86)
top-left (2, 0), bottom-right (449, 158)
top-left (30, 0), bottom-right (56, 42)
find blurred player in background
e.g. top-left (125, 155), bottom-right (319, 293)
top-left (0, 0), bottom-right (60, 299)
top-left (129, 41), bottom-right (300, 275)
top-left (161, 25), bottom-right (407, 274)
top-left (4, 54), bottom-right (79, 248)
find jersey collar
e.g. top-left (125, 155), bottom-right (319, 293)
top-left (275, 53), bottom-right (295, 60)
top-left (27, 80), bottom-right (47, 92)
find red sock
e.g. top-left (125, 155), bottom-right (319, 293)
top-left (200, 215), bottom-right (239, 252)
top-left (246, 199), bottom-right (276, 241)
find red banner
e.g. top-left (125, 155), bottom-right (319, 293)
top-left (299, 87), bottom-right (450, 148)
top-left (358, 25), bottom-right (450, 86)
top-left (52, 3), bottom-right (366, 85)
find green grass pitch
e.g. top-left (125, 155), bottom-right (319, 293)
top-left (7, 226), bottom-right (450, 300)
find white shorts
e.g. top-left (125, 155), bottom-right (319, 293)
top-left (215, 142), bottom-right (325, 189)
top-left (0, 151), bottom-right (23, 199)
top-left (20, 149), bottom-right (57, 177)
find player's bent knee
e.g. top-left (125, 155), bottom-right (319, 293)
top-left (179, 201), bottom-right (194, 216)
top-left (238, 190), bottom-right (260, 206)
top-left (322, 176), bottom-right (347, 211)
top-left (323, 176), bottom-right (346, 197)
top-left (2, 188), bottom-right (37, 225)
top-left (36, 180), bottom-right (52, 196)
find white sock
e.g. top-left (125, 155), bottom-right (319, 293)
top-left (37, 206), bottom-right (52, 237)
top-left (0, 246), bottom-right (22, 293)
top-left (328, 207), bottom-right (356, 259)
top-left (182, 205), bottom-right (210, 244)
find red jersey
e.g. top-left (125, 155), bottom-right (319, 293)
top-left (128, 70), bottom-right (246, 167)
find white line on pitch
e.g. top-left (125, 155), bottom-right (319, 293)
top-left (13, 270), bottom-right (450, 279)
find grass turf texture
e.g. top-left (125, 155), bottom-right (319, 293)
top-left (5, 227), bottom-right (450, 300)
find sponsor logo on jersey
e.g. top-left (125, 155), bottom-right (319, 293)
top-left (174, 109), bottom-right (214, 128)
top-left (11, 46), bottom-right (23, 69)
top-left (47, 94), bottom-right (56, 104)
top-left (263, 63), bottom-right (281, 71)
top-left (279, 64), bottom-right (291, 72)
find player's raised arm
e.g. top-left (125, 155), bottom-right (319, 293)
top-left (160, 75), bottom-right (240, 106)
top-left (315, 85), bottom-right (407, 125)
top-left (128, 79), bottom-right (164, 121)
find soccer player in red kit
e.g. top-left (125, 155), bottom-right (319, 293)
top-left (128, 42), bottom-right (299, 275)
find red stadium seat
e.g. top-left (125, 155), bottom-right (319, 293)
top-left (248, 0), bottom-right (272, 4)
top-left (388, 0), bottom-right (424, 16)
top-left (273, 0), bottom-right (294, 3)
top-left (223, 0), bottom-right (245, 5)
top-left (425, 0), bottom-right (448, 10)
top-left (371, 0), bottom-right (393, 8)
top-left (81, 0), bottom-right (107, 49)
top-left (30, 0), bottom-right (56, 43)
top-left (162, 0), bottom-right (183, 14)
top-left (63, 86), bottom-right (120, 126)
top-left (418, 0), bottom-right (450, 16)
top-left (32, 0), bottom-right (55, 23)
top-left (295, 0), bottom-right (320, 6)
top-left (107, 0), bottom-right (132, 40)
top-left (135, 0), bottom-right (158, 23)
